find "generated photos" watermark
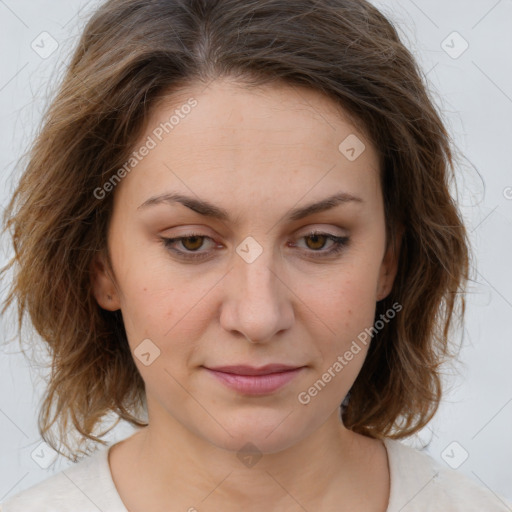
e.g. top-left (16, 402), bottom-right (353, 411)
top-left (297, 301), bottom-right (402, 405)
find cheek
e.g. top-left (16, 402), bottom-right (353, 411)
top-left (316, 264), bottom-right (380, 332)
top-left (303, 263), bottom-right (380, 382)
top-left (112, 238), bottom-right (179, 323)
top-left (115, 259), bottom-right (209, 372)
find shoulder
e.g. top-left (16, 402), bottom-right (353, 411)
top-left (0, 445), bottom-right (127, 512)
top-left (384, 438), bottom-right (512, 511)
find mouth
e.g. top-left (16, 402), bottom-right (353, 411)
top-left (202, 364), bottom-right (306, 395)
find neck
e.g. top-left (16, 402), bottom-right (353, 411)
top-left (119, 409), bottom-right (383, 511)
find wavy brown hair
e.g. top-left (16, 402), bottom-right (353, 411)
top-left (1, 0), bottom-right (470, 461)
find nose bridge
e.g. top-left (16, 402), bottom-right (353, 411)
top-left (221, 237), bottom-right (293, 343)
top-left (238, 246), bottom-right (279, 304)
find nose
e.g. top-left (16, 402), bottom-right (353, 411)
top-left (219, 247), bottom-right (294, 344)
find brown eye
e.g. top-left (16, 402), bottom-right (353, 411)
top-left (180, 236), bottom-right (205, 251)
top-left (304, 233), bottom-right (329, 251)
top-left (294, 231), bottom-right (350, 258)
top-left (161, 233), bottom-right (216, 261)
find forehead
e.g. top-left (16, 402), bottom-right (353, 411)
top-left (113, 78), bottom-right (381, 219)
top-left (152, 78), bottom-right (372, 151)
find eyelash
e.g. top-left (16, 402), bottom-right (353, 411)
top-left (160, 231), bottom-right (350, 261)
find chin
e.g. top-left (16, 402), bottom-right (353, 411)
top-left (196, 407), bottom-right (313, 455)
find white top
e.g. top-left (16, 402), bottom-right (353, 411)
top-left (1, 438), bottom-right (511, 511)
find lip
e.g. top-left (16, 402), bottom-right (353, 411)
top-left (203, 364), bottom-right (305, 395)
top-left (206, 364), bottom-right (302, 376)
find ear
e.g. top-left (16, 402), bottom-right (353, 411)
top-left (90, 251), bottom-right (121, 311)
top-left (376, 224), bottom-right (403, 302)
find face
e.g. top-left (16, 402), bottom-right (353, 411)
top-left (92, 78), bottom-right (400, 454)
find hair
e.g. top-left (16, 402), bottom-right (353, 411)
top-left (1, 0), bottom-right (471, 461)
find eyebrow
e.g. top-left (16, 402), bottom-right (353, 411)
top-left (137, 191), bottom-right (363, 222)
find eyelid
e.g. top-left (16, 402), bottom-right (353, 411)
top-left (295, 225), bottom-right (348, 237)
top-left (160, 225), bottom-right (347, 244)
top-left (159, 227), bottom-right (350, 261)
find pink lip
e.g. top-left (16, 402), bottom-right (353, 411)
top-left (203, 365), bottom-right (305, 395)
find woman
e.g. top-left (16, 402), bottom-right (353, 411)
top-left (1, 0), bottom-right (510, 510)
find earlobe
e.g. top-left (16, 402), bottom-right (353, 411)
top-left (90, 251), bottom-right (121, 311)
top-left (376, 225), bottom-right (403, 302)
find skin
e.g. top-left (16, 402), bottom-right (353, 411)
top-left (91, 77), bottom-right (401, 512)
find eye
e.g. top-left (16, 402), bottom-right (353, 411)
top-left (159, 230), bottom-right (350, 261)
top-left (160, 233), bottom-right (216, 261)
top-left (292, 231), bottom-right (350, 258)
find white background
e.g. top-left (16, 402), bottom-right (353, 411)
top-left (0, 0), bottom-right (511, 506)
